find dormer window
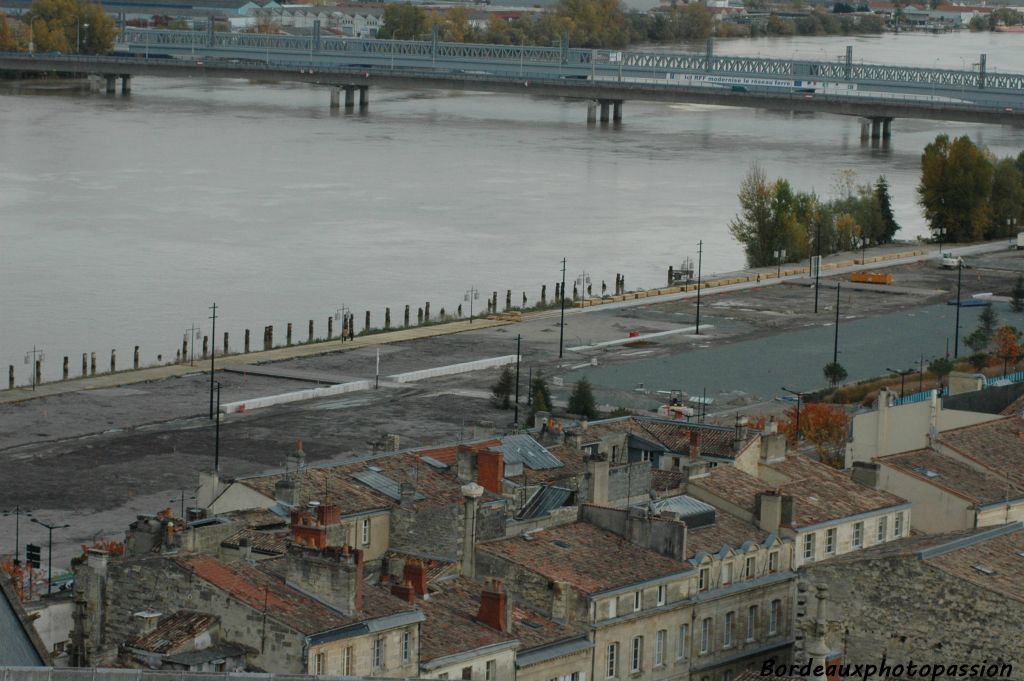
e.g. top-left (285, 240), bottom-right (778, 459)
top-left (699, 567), bottom-right (710, 591)
top-left (633, 591), bottom-right (642, 612)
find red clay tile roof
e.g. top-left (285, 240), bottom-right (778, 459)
top-left (686, 513), bottom-right (769, 559)
top-left (478, 523), bottom-right (688, 594)
top-left (416, 440), bottom-right (502, 466)
top-left (127, 611), bottom-right (218, 654)
top-left (417, 583), bottom-right (516, 663)
top-left (221, 528), bottom-right (291, 556)
top-left (923, 527), bottom-right (1024, 604)
top-left (879, 449), bottom-right (1024, 505)
top-left (938, 416), bottom-right (1024, 490)
top-left (175, 555), bottom-right (414, 635)
top-left (217, 508), bottom-right (288, 530)
top-left (690, 455), bottom-right (906, 528)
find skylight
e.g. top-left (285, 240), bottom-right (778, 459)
top-left (971, 564), bottom-right (995, 575)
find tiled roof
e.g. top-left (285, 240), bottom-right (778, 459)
top-left (506, 443), bottom-right (586, 486)
top-left (652, 469), bottom-right (686, 493)
top-left (220, 528), bottom-right (291, 556)
top-left (417, 585), bottom-right (516, 663)
top-left (415, 439), bottom-right (502, 466)
top-left (128, 611), bottom-right (219, 654)
top-left (923, 526), bottom-right (1024, 604)
top-left (239, 449), bottom-right (495, 514)
top-left (478, 523), bottom-right (688, 594)
top-left (217, 508), bottom-right (288, 529)
top-left (686, 513), bottom-right (769, 559)
top-left (938, 416), bottom-right (1024, 489)
top-left (424, 577), bottom-right (585, 658)
top-left (175, 556), bottom-right (415, 635)
top-left (582, 417), bottom-right (757, 460)
top-left (692, 456), bottom-right (906, 528)
top-left (879, 449), bottom-right (1024, 505)
top-left (384, 550), bottom-right (459, 584)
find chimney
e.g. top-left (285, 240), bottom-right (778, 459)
top-left (761, 432), bottom-right (788, 465)
top-left (476, 450), bottom-right (505, 495)
top-left (550, 580), bottom-right (575, 624)
top-left (400, 482), bottom-right (416, 509)
top-left (757, 490), bottom-right (783, 533)
top-left (733, 415), bottom-right (749, 452)
top-left (238, 537), bottom-right (252, 562)
top-left (461, 483), bottom-right (485, 577)
top-left (275, 479), bottom-right (297, 507)
top-left (317, 504), bottom-right (341, 526)
top-left (804, 586), bottom-right (831, 681)
top-left (689, 431), bottom-right (702, 462)
top-left (390, 580), bottom-right (417, 605)
top-left (851, 462), bottom-right (880, 489)
top-left (403, 559), bottom-right (428, 597)
top-left (133, 611), bottom-right (163, 635)
top-left (583, 454), bottom-right (609, 505)
top-left (781, 495), bottom-right (795, 527)
top-left (477, 578), bottom-right (510, 632)
top-left (285, 545), bottom-right (364, 614)
top-left (457, 446), bottom-right (478, 483)
top-left (87, 548), bottom-right (110, 576)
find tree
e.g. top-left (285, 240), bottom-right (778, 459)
top-left (873, 176), bottom-right (901, 243)
top-left (964, 328), bottom-right (990, 356)
top-left (978, 303), bottom-right (1000, 342)
top-left (918, 135), bottom-right (994, 243)
top-left (0, 14), bottom-right (17, 51)
top-left (793, 403), bottom-right (850, 468)
top-left (23, 0), bottom-right (116, 53)
top-left (969, 353), bottom-right (989, 371)
top-left (1012, 275), bottom-right (1024, 313)
top-left (556, 0), bottom-right (631, 48)
top-left (928, 357), bottom-right (954, 385)
top-left (823, 361), bottom-right (848, 387)
top-left (491, 365), bottom-right (514, 409)
top-left (378, 3), bottom-right (430, 39)
top-left (729, 165), bottom-right (802, 267)
top-left (530, 372), bottom-right (553, 414)
top-left (989, 158), bottom-right (1024, 238)
top-left (679, 3), bottom-right (714, 39)
top-left (993, 325), bottom-right (1021, 374)
top-left (568, 377), bottom-right (598, 420)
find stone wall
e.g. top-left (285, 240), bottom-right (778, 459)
top-left (389, 504), bottom-right (465, 562)
top-left (607, 461), bottom-right (653, 506)
top-left (801, 557), bottom-right (1023, 678)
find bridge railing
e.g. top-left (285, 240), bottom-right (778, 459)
top-left (118, 28), bottom-right (1024, 92)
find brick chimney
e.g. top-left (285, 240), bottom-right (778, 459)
top-left (756, 490), bottom-right (783, 533)
top-left (477, 578), bottom-right (510, 632)
top-left (476, 450), bottom-right (505, 495)
top-left (391, 580), bottom-right (417, 605)
top-left (285, 544), bottom-right (364, 614)
top-left (404, 559), bottom-right (429, 597)
top-left (689, 431), bottom-right (701, 462)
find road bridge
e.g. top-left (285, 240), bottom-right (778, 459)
top-left (2, 28), bottom-right (1022, 132)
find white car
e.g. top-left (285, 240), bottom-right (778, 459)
top-left (940, 253), bottom-right (964, 269)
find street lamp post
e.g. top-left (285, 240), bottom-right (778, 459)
top-left (464, 287), bottom-right (479, 323)
top-left (695, 240), bottom-right (703, 335)
top-left (2, 506), bottom-right (32, 564)
top-left (213, 381), bottom-right (222, 472)
top-left (780, 386), bottom-right (805, 443)
top-left (775, 248), bottom-right (786, 278)
top-left (813, 219), bottom-right (822, 314)
top-left (954, 260), bottom-right (963, 359)
top-left (30, 518), bottom-right (69, 596)
top-left (937, 227), bottom-right (947, 254)
top-left (209, 302), bottom-right (217, 419)
top-left (334, 306), bottom-right (349, 342)
top-left (24, 346), bottom-right (44, 391)
top-left (861, 234), bottom-right (867, 264)
top-left (833, 282), bottom-right (841, 365)
top-left (513, 335), bottom-right (521, 427)
top-left (886, 367), bottom-right (914, 398)
top-left (558, 258), bottom-right (567, 359)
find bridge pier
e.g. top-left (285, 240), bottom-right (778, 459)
top-left (612, 100), bottom-right (622, 122)
top-left (881, 118), bottom-right (892, 139)
top-left (105, 74), bottom-right (116, 94)
top-left (359, 86), bottom-right (369, 109)
top-left (344, 86), bottom-right (355, 110)
top-left (587, 100), bottom-right (597, 125)
top-left (599, 100), bottom-right (610, 123)
top-left (860, 120), bottom-right (870, 142)
top-left (121, 75), bottom-right (131, 95)
top-left (330, 87), bottom-right (340, 109)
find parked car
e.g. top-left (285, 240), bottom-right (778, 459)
top-left (940, 252), bottom-right (964, 268)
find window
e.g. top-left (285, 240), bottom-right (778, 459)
top-left (723, 611), bottom-right (734, 647)
top-left (802, 533), bottom-right (815, 560)
top-left (769, 600), bottom-right (781, 635)
top-left (631, 636), bottom-right (643, 673)
top-left (402, 630), bottom-right (411, 663)
top-left (486, 660), bottom-right (496, 681)
top-left (676, 624), bottom-right (688, 660)
top-left (340, 646), bottom-right (353, 676)
top-left (362, 518), bottom-right (371, 545)
top-left (462, 667), bottom-right (472, 680)
top-left (745, 556), bottom-right (756, 579)
top-left (699, 567), bottom-right (710, 591)
top-left (633, 591), bottom-right (642, 612)
top-left (853, 521), bottom-right (864, 549)
top-left (825, 528), bottom-right (836, 555)
top-left (768, 551), bottom-right (779, 573)
top-left (313, 652), bottom-right (325, 675)
top-left (655, 630), bottom-right (666, 667)
top-left (373, 636), bottom-right (384, 670)
top-left (607, 597), bottom-right (618, 619)
top-left (700, 618), bottom-right (712, 654)
top-left (640, 451), bottom-right (652, 462)
top-left (894, 512), bottom-right (904, 537)
top-left (722, 562), bottom-right (733, 585)
top-left (606, 643), bottom-right (619, 679)
top-left (747, 605), bottom-right (758, 641)
top-left (657, 584), bottom-right (667, 606)
top-left (877, 516), bottom-right (888, 542)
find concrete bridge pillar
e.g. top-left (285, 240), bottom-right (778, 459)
top-left (587, 100), bottom-right (597, 125)
top-left (870, 118), bottom-right (881, 140)
top-left (860, 119), bottom-right (870, 141)
top-left (121, 75), bottom-right (131, 94)
top-left (105, 74), bottom-right (116, 94)
top-left (612, 100), bottom-right (622, 122)
top-left (359, 86), bottom-right (369, 108)
top-left (599, 100), bottom-right (610, 123)
top-left (881, 118), bottom-right (892, 140)
top-left (330, 87), bottom-right (340, 109)
top-left (344, 86), bottom-right (355, 110)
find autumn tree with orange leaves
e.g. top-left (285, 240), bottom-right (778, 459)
top-left (993, 325), bottom-right (1022, 375)
top-left (749, 403), bottom-right (850, 469)
top-left (1, 559), bottom-right (34, 601)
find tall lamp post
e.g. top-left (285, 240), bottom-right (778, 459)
top-left (937, 226), bottom-right (947, 254)
top-left (886, 367), bottom-right (915, 398)
top-left (464, 287), bottom-right (479, 323)
top-left (209, 302), bottom-right (217, 419)
top-left (780, 386), bottom-right (805, 444)
top-left (513, 335), bottom-right (521, 427)
top-left (213, 380), bottom-right (222, 472)
top-left (558, 258), bottom-right (567, 359)
top-left (695, 240), bottom-right (703, 335)
top-left (813, 219), bottom-right (822, 314)
top-left (775, 247), bottom-right (786, 278)
top-left (2, 506), bottom-right (32, 564)
top-left (30, 518), bottom-right (69, 596)
top-left (953, 260), bottom-right (963, 359)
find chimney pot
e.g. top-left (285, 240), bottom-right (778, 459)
top-left (477, 578), bottom-right (509, 632)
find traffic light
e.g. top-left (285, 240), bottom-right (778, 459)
top-left (26, 544), bottom-right (41, 569)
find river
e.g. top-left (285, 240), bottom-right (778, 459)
top-left (1, 31), bottom-right (1021, 382)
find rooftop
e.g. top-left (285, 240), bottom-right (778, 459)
top-left (879, 449), bottom-right (1024, 505)
top-left (220, 528), bottom-right (291, 557)
top-left (938, 416), bottom-right (1024, 490)
top-left (127, 611), bottom-right (219, 654)
top-left (922, 524), bottom-right (1024, 604)
top-left (685, 512), bottom-right (770, 560)
top-left (582, 416), bottom-right (758, 460)
top-left (478, 522), bottom-right (689, 595)
top-left (175, 555), bottom-right (414, 635)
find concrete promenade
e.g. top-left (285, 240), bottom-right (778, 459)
top-left (1, 239), bottom-right (1007, 405)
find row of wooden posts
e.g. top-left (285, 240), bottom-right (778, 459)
top-left (6, 274), bottom-right (629, 390)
